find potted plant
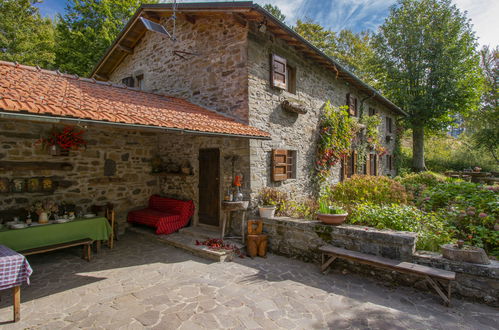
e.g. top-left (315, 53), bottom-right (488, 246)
top-left (28, 199), bottom-right (59, 224)
top-left (257, 187), bottom-right (287, 219)
top-left (317, 201), bottom-right (348, 225)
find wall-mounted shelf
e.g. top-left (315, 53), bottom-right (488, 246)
top-left (150, 172), bottom-right (193, 177)
top-left (0, 161), bottom-right (73, 171)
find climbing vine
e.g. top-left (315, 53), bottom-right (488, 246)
top-left (355, 114), bottom-right (386, 172)
top-left (315, 102), bottom-right (358, 182)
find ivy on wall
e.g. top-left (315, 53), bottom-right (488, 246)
top-left (315, 101), bottom-right (358, 183)
top-left (355, 114), bottom-right (386, 172)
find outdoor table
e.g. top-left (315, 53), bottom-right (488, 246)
top-left (0, 217), bottom-right (112, 252)
top-left (0, 245), bottom-right (32, 322)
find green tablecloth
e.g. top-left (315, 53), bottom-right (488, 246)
top-left (0, 217), bottom-right (112, 251)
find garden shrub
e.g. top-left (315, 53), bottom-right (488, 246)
top-left (284, 198), bottom-right (319, 220)
top-left (348, 203), bottom-right (453, 251)
top-left (327, 175), bottom-right (408, 208)
top-left (257, 187), bottom-right (289, 216)
top-left (396, 171), bottom-right (449, 199)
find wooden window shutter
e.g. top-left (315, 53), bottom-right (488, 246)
top-left (346, 93), bottom-right (357, 116)
top-left (341, 156), bottom-right (347, 181)
top-left (352, 151), bottom-right (358, 175)
top-left (369, 107), bottom-right (376, 116)
top-left (271, 54), bottom-right (287, 89)
top-left (368, 154), bottom-right (378, 176)
top-left (272, 149), bottom-right (288, 181)
top-left (386, 117), bottom-right (393, 133)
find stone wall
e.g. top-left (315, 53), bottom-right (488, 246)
top-left (0, 119), bottom-right (252, 230)
top-left (0, 119), bottom-right (160, 231)
top-left (109, 14), bottom-right (249, 122)
top-left (156, 133), bottom-right (250, 226)
top-left (246, 24), bottom-right (399, 200)
top-left (259, 217), bottom-right (499, 306)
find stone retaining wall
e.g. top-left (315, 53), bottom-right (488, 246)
top-left (256, 217), bottom-right (499, 306)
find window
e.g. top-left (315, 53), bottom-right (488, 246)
top-left (271, 54), bottom-right (297, 94)
top-left (136, 74), bottom-right (144, 90)
top-left (368, 107), bottom-right (377, 116)
top-left (368, 153), bottom-right (378, 176)
top-left (386, 154), bottom-right (393, 171)
top-left (341, 150), bottom-right (357, 181)
top-left (386, 117), bottom-right (393, 134)
top-left (122, 76), bottom-right (134, 87)
top-left (346, 93), bottom-right (358, 116)
top-left (272, 149), bottom-right (297, 181)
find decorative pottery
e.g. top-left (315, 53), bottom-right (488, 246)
top-left (258, 206), bottom-right (276, 219)
top-left (38, 212), bottom-right (49, 224)
top-left (317, 213), bottom-right (348, 225)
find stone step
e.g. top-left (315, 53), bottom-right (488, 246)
top-left (128, 226), bottom-right (234, 262)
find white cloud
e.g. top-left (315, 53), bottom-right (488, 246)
top-left (176, 0), bottom-right (498, 46)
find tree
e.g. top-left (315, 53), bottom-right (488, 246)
top-left (468, 46), bottom-right (499, 162)
top-left (0, 0), bottom-right (55, 68)
top-left (373, 0), bottom-right (483, 171)
top-left (294, 19), bottom-right (376, 86)
top-left (263, 4), bottom-right (286, 22)
top-left (55, 0), bottom-right (156, 76)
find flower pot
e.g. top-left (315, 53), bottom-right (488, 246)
top-left (441, 244), bottom-right (490, 264)
top-left (38, 212), bottom-right (49, 224)
top-left (258, 206), bottom-right (276, 219)
top-left (317, 213), bottom-right (348, 225)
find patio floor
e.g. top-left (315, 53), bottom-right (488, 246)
top-left (0, 232), bottom-right (497, 329)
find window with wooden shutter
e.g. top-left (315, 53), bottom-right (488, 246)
top-left (368, 107), bottom-right (376, 116)
top-left (122, 76), bottom-right (134, 87)
top-left (346, 93), bottom-right (357, 116)
top-left (368, 153), bottom-right (378, 176)
top-left (386, 117), bottom-right (393, 133)
top-left (271, 54), bottom-right (287, 90)
top-left (272, 149), bottom-right (296, 181)
top-left (387, 154), bottom-right (393, 171)
top-left (341, 150), bottom-right (357, 181)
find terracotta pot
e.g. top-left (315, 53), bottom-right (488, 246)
top-left (317, 213), bottom-right (348, 225)
top-left (38, 212), bottom-right (49, 224)
top-left (258, 206), bottom-right (276, 219)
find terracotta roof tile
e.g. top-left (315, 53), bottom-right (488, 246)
top-left (0, 61), bottom-right (270, 139)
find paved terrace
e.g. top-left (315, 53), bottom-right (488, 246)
top-left (0, 232), bottom-right (496, 329)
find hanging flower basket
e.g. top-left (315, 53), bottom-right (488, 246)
top-left (37, 126), bottom-right (87, 156)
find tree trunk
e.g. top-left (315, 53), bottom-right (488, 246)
top-left (412, 126), bottom-right (426, 172)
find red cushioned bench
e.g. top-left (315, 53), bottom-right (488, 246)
top-left (127, 195), bottom-right (195, 235)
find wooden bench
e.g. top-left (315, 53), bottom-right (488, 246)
top-left (20, 238), bottom-right (94, 261)
top-left (319, 245), bottom-right (456, 306)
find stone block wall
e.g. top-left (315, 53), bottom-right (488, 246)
top-left (157, 133), bottom-right (250, 226)
top-left (0, 120), bottom-right (160, 231)
top-left (258, 217), bottom-right (498, 306)
top-left (109, 14), bottom-right (249, 122)
top-left (247, 25), bottom-right (399, 200)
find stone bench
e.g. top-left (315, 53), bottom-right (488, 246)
top-left (319, 245), bottom-right (456, 306)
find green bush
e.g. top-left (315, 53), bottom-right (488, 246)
top-left (284, 199), bottom-right (318, 220)
top-left (348, 203), bottom-right (453, 251)
top-left (419, 182), bottom-right (499, 256)
top-left (327, 175), bottom-right (408, 208)
top-left (396, 171), bottom-right (450, 199)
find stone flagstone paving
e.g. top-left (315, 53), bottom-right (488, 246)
top-left (0, 232), bottom-right (497, 329)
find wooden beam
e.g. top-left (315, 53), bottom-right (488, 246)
top-left (94, 73), bottom-right (109, 81)
top-left (117, 44), bottom-right (134, 54)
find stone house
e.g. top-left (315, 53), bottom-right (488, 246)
top-left (0, 2), bottom-right (405, 232)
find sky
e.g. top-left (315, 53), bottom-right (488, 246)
top-left (36, 0), bottom-right (499, 46)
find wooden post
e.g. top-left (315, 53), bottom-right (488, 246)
top-left (13, 286), bottom-right (20, 322)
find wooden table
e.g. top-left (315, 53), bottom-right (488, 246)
top-left (0, 245), bottom-right (32, 322)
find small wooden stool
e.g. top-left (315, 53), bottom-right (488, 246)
top-left (246, 220), bottom-right (268, 258)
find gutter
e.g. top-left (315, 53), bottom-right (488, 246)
top-left (0, 111), bottom-right (272, 141)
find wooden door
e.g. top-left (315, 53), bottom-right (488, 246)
top-left (198, 148), bottom-right (220, 227)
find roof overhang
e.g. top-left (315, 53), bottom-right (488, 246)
top-left (91, 1), bottom-right (407, 117)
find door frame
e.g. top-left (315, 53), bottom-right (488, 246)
top-left (196, 148), bottom-right (221, 228)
